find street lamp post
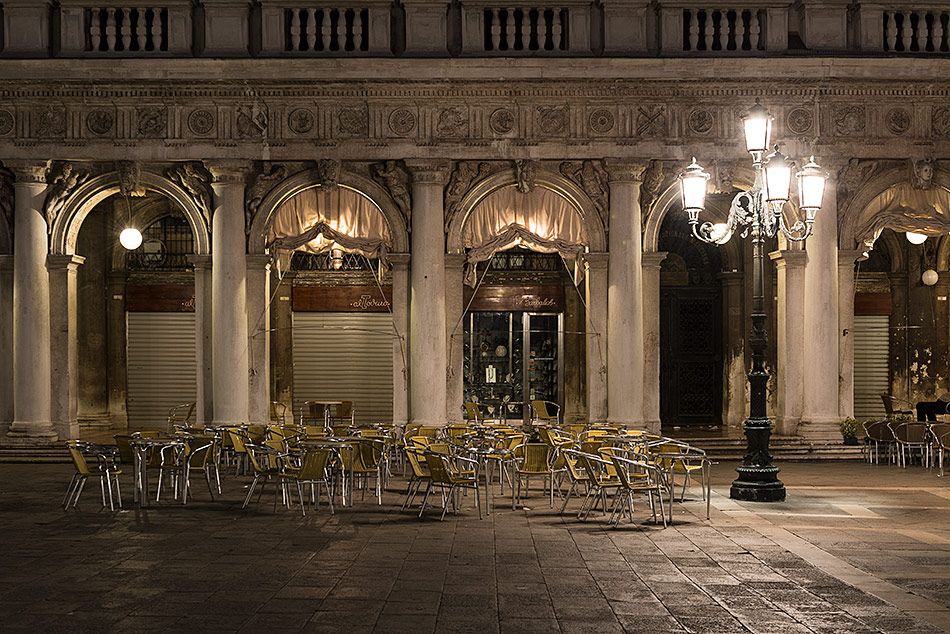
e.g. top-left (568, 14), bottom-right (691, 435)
top-left (679, 99), bottom-right (827, 502)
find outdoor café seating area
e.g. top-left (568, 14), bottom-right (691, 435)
top-left (63, 406), bottom-right (712, 528)
top-left (863, 395), bottom-right (950, 474)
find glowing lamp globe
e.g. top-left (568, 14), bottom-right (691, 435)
top-left (119, 227), bottom-right (143, 250)
top-left (923, 269), bottom-right (939, 286)
top-left (679, 158), bottom-right (710, 222)
top-left (762, 148), bottom-right (793, 204)
top-left (741, 98), bottom-right (773, 155)
top-left (906, 231), bottom-right (928, 245)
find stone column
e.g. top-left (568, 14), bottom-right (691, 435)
top-left (605, 160), bottom-right (646, 428)
top-left (770, 249), bottom-right (806, 436)
top-left (641, 252), bottom-right (667, 434)
top-left (888, 272), bottom-right (910, 405)
top-left (445, 253), bottom-right (465, 424)
top-left (838, 249), bottom-right (865, 420)
top-left (189, 256), bottom-right (214, 425)
top-left (269, 257), bottom-right (294, 419)
top-left (585, 253), bottom-right (608, 423)
top-left (389, 253), bottom-right (411, 428)
top-left (48, 254), bottom-right (84, 440)
top-left (801, 175), bottom-right (841, 442)
top-left (0, 255), bottom-right (13, 432)
top-left (6, 162), bottom-right (56, 445)
top-left (246, 254), bottom-right (271, 425)
top-left (107, 271), bottom-right (129, 429)
top-left (721, 272), bottom-right (747, 430)
top-left (208, 161), bottom-right (250, 426)
top-left (406, 160), bottom-right (449, 426)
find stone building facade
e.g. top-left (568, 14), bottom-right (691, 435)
top-left (1, 1), bottom-right (949, 445)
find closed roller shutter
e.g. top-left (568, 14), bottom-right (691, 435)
top-left (853, 314), bottom-right (889, 420)
top-left (127, 312), bottom-right (196, 429)
top-left (292, 312), bottom-right (394, 424)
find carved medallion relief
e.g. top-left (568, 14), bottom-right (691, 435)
top-left (588, 109), bottom-right (615, 135)
top-left (489, 108), bottom-right (516, 135)
top-left (86, 109), bottom-right (114, 136)
top-left (786, 108), bottom-right (814, 135)
top-left (187, 109), bottom-right (216, 136)
top-left (287, 108), bottom-right (315, 135)
top-left (388, 108), bottom-right (416, 136)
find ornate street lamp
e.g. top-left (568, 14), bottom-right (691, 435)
top-left (678, 99), bottom-right (827, 502)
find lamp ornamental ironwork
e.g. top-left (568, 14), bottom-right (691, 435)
top-left (678, 99), bottom-right (827, 502)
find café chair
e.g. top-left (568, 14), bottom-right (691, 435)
top-left (530, 400), bottom-right (560, 426)
top-left (64, 440), bottom-right (123, 511)
top-left (167, 402), bottom-right (196, 430)
top-left (419, 451), bottom-right (481, 521)
top-left (881, 394), bottom-right (914, 420)
top-left (606, 454), bottom-right (666, 528)
top-left (281, 448), bottom-right (335, 516)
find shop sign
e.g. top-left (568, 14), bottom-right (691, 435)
top-left (293, 286), bottom-right (393, 312)
top-left (126, 284), bottom-right (195, 312)
top-left (464, 285), bottom-right (564, 312)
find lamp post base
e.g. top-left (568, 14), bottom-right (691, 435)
top-left (731, 466), bottom-right (786, 502)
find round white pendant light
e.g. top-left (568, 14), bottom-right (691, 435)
top-left (119, 227), bottom-right (143, 250)
top-left (906, 231), bottom-right (928, 245)
top-left (922, 269), bottom-right (939, 286)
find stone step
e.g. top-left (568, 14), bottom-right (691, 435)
top-left (0, 447), bottom-right (71, 463)
top-left (680, 437), bottom-right (865, 461)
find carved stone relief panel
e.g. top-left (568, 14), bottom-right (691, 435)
top-left (186, 108), bottom-right (217, 137)
top-left (372, 160), bottom-right (411, 220)
top-left (636, 105), bottom-right (667, 138)
top-left (488, 107), bottom-right (517, 136)
top-left (933, 106), bottom-right (950, 137)
top-left (885, 107), bottom-right (912, 136)
top-left (386, 107), bottom-right (417, 137)
top-left (587, 107), bottom-right (616, 136)
top-left (34, 106), bottom-right (67, 138)
top-left (686, 107), bottom-right (716, 137)
top-left (436, 106), bottom-right (469, 138)
top-left (236, 103), bottom-right (268, 139)
top-left (136, 106), bottom-right (167, 138)
top-left (0, 109), bottom-right (14, 138)
top-left (245, 162), bottom-right (288, 234)
top-left (536, 105), bottom-right (569, 136)
top-left (832, 105), bottom-right (866, 137)
top-left (85, 108), bottom-right (115, 137)
top-left (785, 107), bottom-right (814, 136)
top-left (287, 108), bottom-right (316, 136)
top-left (337, 104), bottom-right (368, 137)
top-left (44, 161), bottom-right (90, 232)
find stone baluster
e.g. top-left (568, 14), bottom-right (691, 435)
top-left (106, 8), bottom-right (117, 50)
top-left (5, 162), bottom-right (55, 446)
top-left (491, 9), bottom-right (501, 50)
top-left (703, 9), bottom-right (714, 50)
top-left (121, 7), bottom-right (132, 49)
top-left (505, 7), bottom-right (516, 49)
top-left (90, 8), bottom-right (102, 51)
top-left (933, 12), bottom-right (944, 51)
top-left (322, 9), bottom-right (332, 50)
top-left (750, 10), bottom-right (761, 49)
top-left (688, 11), bottom-right (699, 50)
top-left (135, 8), bottom-right (146, 49)
top-left (522, 7), bottom-right (531, 49)
top-left (151, 8), bottom-right (162, 50)
top-left (901, 12), bottom-right (912, 50)
top-left (886, 11), bottom-right (897, 50)
top-left (916, 11), bottom-right (928, 51)
top-left (306, 9), bottom-right (317, 50)
top-left (290, 9), bottom-right (301, 50)
top-left (553, 8), bottom-right (563, 49)
top-left (353, 9), bottom-right (363, 50)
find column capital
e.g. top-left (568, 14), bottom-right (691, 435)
top-left (838, 249), bottom-right (867, 266)
top-left (46, 254), bottom-right (85, 272)
top-left (188, 254), bottom-right (213, 270)
top-left (405, 159), bottom-right (450, 185)
top-left (444, 253), bottom-right (466, 270)
top-left (603, 158), bottom-right (647, 183)
top-left (246, 254), bottom-right (272, 271)
top-left (388, 252), bottom-right (410, 268)
top-left (206, 160), bottom-right (253, 184)
top-left (584, 252), bottom-right (609, 271)
top-left (769, 250), bottom-right (808, 269)
top-left (5, 160), bottom-right (48, 185)
top-left (641, 251), bottom-right (668, 269)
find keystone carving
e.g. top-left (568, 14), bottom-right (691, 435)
top-left (372, 160), bottom-right (411, 220)
top-left (515, 159), bottom-right (537, 193)
top-left (166, 162), bottom-right (213, 229)
top-left (44, 161), bottom-right (89, 233)
top-left (911, 158), bottom-right (935, 189)
top-left (115, 161), bottom-right (145, 198)
top-left (317, 159), bottom-right (340, 193)
top-left (710, 160), bottom-right (735, 195)
top-left (245, 162), bottom-right (288, 235)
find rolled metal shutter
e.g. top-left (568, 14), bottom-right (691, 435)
top-left (292, 312), bottom-right (394, 424)
top-left (127, 312), bottom-right (197, 429)
top-left (853, 314), bottom-right (889, 420)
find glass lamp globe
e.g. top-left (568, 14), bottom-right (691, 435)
top-left (679, 158), bottom-right (710, 222)
top-left (906, 232), bottom-right (928, 245)
top-left (762, 148), bottom-right (793, 204)
top-left (741, 98), bottom-right (773, 155)
top-left (119, 227), bottom-right (143, 250)
top-left (796, 156), bottom-right (827, 220)
top-left (923, 269), bottom-right (939, 286)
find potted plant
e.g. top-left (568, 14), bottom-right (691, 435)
top-left (839, 417), bottom-right (860, 445)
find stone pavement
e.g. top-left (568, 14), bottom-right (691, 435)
top-left (2, 459), bottom-right (950, 634)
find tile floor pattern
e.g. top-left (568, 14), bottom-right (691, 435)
top-left (2, 460), bottom-right (950, 633)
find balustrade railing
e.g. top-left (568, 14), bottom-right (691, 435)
top-left (659, 4), bottom-right (780, 53)
top-left (461, 2), bottom-right (592, 55)
top-left (260, 2), bottom-right (390, 54)
top-left (883, 9), bottom-right (949, 52)
top-left (58, 1), bottom-right (192, 55)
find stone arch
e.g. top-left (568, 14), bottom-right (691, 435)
top-left (50, 170), bottom-right (210, 256)
top-left (109, 195), bottom-right (194, 271)
top-left (644, 180), bottom-right (744, 273)
top-left (445, 168), bottom-right (607, 254)
top-left (840, 166), bottom-right (950, 251)
top-left (249, 167), bottom-right (409, 254)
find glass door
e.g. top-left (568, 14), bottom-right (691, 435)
top-left (524, 313), bottom-right (562, 408)
top-left (463, 312), bottom-right (524, 421)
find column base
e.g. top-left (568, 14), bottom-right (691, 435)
top-left (731, 465), bottom-right (786, 502)
top-left (797, 418), bottom-right (843, 443)
top-left (3, 421), bottom-right (59, 446)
